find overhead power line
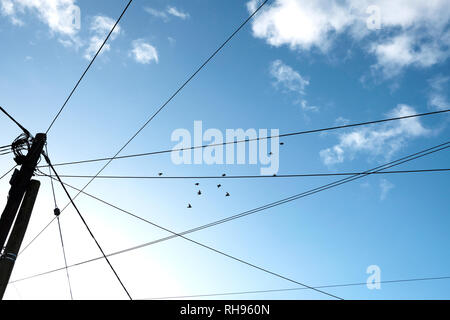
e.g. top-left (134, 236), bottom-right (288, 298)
top-left (17, 0), bottom-right (270, 262)
top-left (46, 1), bottom-right (134, 134)
top-left (38, 168), bottom-right (343, 300)
top-left (56, 216), bottom-right (73, 300)
top-left (0, 106), bottom-right (31, 137)
top-left (0, 145), bottom-right (12, 154)
top-left (13, 142), bottom-right (449, 287)
top-left (42, 0), bottom-right (270, 223)
top-left (18, 217), bottom-right (56, 256)
top-left (144, 275), bottom-right (450, 300)
top-left (45, 145), bottom-right (73, 300)
top-left (0, 166), bottom-right (17, 181)
top-left (43, 154), bottom-right (132, 300)
top-left (38, 108), bottom-right (450, 168)
top-left (37, 168), bottom-right (450, 180)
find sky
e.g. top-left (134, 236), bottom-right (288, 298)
top-left (0, 0), bottom-right (449, 300)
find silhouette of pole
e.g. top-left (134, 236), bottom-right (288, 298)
top-left (0, 133), bottom-right (46, 251)
top-left (0, 180), bottom-right (40, 299)
top-left (0, 133), bottom-right (45, 299)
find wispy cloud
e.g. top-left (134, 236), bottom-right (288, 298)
top-left (379, 179), bottom-right (394, 200)
top-left (320, 104), bottom-right (430, 166)
top-left (144, 7), bottom-right (169, 21)
top-left (168, 36), bottom-right (176, 46)
top-left (428, 75), bottom-right (449, 111)
top-left (247, 0), bottom-right (450, 78)
top-left (166, 6), bottom-right (189, 20)
top-left (144, 6), bottom-right (189, 22)
top-left (270, 59), bottom-right (317, 111)
top-left (130, 39), bottom-right (158, 64)
top-left (84, 15), bottom-right (121, 60)
top-left (1, 0), bottom-right (81, 45)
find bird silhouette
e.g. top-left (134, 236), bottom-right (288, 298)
top-left (222, 173), bottom-right (226, 177)
top-left (225, 192), bottom-right (230, 197)
top-left (269, 152), bottom-right (273, 155)
top-left (198, 190), bottom-right (202, 195)
top-left (280, 142), bottom-right (284, 146)
top-left (195, 183), bottom-right (200, 186)
top-left (187, 204), bottom-right (192, 208)
top-left (158, 172), bottom-right (163, 176)
top-left (217, 184), bottom-right (222, 188)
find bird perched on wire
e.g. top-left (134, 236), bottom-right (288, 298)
top-left (195, 182), bottom-right (200, 186)
top-left (222, 173), bottom-right (226, 177)
top-left (158, 172), bottom-right (163, 176)
top-left (225, 192), bottom-right (230, 197)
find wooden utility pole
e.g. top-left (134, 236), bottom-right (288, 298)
top-left (0, 133), bottom-right (46, 250)
top-left (0, 133), bottom-right (46, 299)
top-left (0, 180), bottom-right (40, 299)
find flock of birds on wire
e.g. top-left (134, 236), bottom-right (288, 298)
top-left (1, 137), bottom-right (286, 210)
top-left (156, 141), bottom-right (285, 209)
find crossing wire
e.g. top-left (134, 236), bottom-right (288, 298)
top-left (0, 165), bottom-right (16, 181)
top-left (45, 145), bottom-right (73, 300)
top-left (38, 109), bottom-right (450, 168)
top-left (32, 2), bottom-right (272, 250)
top-left (56, 217), bottom-right (73, 300)
top-left (46, 0), bottom-right (134, 134)
top-left (144, 275), bottom-right (450, 300)
top-left (34, 170), bottom-right (345, 300)
top-left (16, 109), bottom-right (450, 254)
top-left (43, 154), bottom-right (132, 300)
top-left (10, 141), bottom-right (449, 288)
top-left (17, 0), bottom-right (271, 282)
top-left (36, 168), bottom-right (450, 180)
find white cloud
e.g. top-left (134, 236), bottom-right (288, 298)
top-left (130, 39), bottom-right (158, 64)
top-left (248, 0), bottom-right (450, 77)
top-left (144, 7), bottom-right (169, 21)
top-left (166, 6), bottom-right (189, 20)
top-left (249, 0), bottom-right (353, 52)
top-left (0, 0), bottom-right (14, 15)
top-left (379, 178), bottom-right (394, 200)
top-left (10, 15), bottom-right (23, 25)
top-left (84, 15), bottom-right (121, 60)
top-left (320, 104), bottom-right (430, 166)
top-left (1, 0), bottom-right (80, 35)
top-left (335, 117), bottom-right (350, 126)
top-left (1, 0), bottom-right (81, 47)
top-left (144, 6), bottom-right (189, 22)
top-left (428, 76), bottom-right (449, 111)
top-left (270, 59), bottom-right (308, 93)
top-left (370, 34), bottom-right (449, 78)
top-left (270, 59), bottom-right (317, 111)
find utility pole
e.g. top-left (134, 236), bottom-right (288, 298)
top-left (0, 133), bottom-right (46, 299)
top-left (0, 180), bottom-right (40, 298)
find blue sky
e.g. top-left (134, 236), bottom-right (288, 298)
top-left (0, 0), bottom-right (449, 300)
